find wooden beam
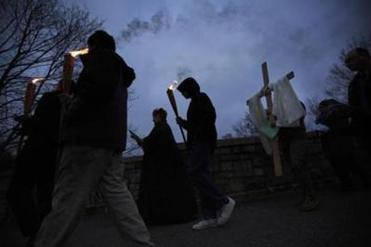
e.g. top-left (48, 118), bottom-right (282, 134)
top-left (246, 70), bottom-right (294, 105)
top-left (261, 62), bottom-right (283, 177)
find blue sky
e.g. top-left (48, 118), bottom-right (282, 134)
top-left (66, 0), bottom-right (370, 141)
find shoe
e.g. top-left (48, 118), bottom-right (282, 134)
top-left (299, 196), bottom-right (319, 212)
top-left (217, 197), bottom-right (236, 226)
top-left (192, 219), bottom-right (218, 230)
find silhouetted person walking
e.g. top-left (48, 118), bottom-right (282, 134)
top-left (176, 77), bottom-right (235, 230)
top-left (345, 47), bottom-right (371, 183)
top-left (34, 30), bottom-right (154, 247)
top-left (277, 103), bottom-right (319, 211)
top-left (7, 85), bottom-right (62, 246)
top-left (131, 108), bottom-right (197, 225)
top-left (316, 99), bottom-right (369, 189)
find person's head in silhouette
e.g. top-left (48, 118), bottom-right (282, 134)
top-left (318, 99), bottom-right (339, 112)
top-left (87, 30), bottom-right (116, 52)
top-left (345, 47), bottom-right (370, 72)
top-left (152, 108), bottom-right (167, 124)
top-left (177, 77), bottom-right (200, 99)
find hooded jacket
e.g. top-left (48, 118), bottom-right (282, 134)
top-left (62, 48), bottom-right (135, 151)
top-left (177, 78), bottom-right (218, 151)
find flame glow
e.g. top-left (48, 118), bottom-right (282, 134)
top-left (69, 48), bottom-right (89, 58)
top-left (31, 77), bottom-right (44, 84)
top-left (168, 80), bottom-right (178, 91)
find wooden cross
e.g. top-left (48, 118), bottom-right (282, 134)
top-left (261, 62), bottom-right (294, 177)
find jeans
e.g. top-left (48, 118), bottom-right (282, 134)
top-left (34, 145), bottom-right (154, 247)
top-left (279, 128), bottom-right (315, 198)
top-left (353, 133), bottom-right (371, 185)
top-left (186, 142), bottom-right (227, 219)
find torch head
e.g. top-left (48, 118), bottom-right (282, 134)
top-left (168, 80), bottom-right (178, 91)
top-left (166, 80), bottom-right (180, 117)
top-left (24, 77), bottom-right (43, 115)
top-left (31, 77), bottom-right (44, 85)
top-left (69, 48), bottom-right (89, 58)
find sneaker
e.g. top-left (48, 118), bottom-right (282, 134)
top-left (192, 219), bottom-right (218, 230)
top-left (217, 197), bottom-right (236, 226)
top-left (299, 196), bottom-right (319, 212)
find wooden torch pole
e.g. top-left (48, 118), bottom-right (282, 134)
top-left (167, 88), bottom-right (187, 144)
top-left (62, 53), bottom-right (75, 95)
top-left (24, 81), bottom-right (36, 116)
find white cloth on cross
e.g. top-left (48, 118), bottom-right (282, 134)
top-left (247, 93), bottom-right (273, 155)
top-left (270, 76), bottom-right (305, 127)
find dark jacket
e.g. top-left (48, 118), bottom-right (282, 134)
top-left (24, 91), bottom-right (62, 146)
top-left (316, 101), bottom-right (352, 135)
top-left (348, 69), bottom-right (371, 132)
top-left (182, 92), bottom-right (218, 151)
top-left (316, 101), bottom-right (354, 162)
top-left (62, 48), bottom-right (135, 151)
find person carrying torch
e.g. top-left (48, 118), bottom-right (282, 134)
top-left (7, 78), bottom-right (63, 246)
top-left (15, 77), bottom-right (44, 149)
top-left (34, 30), bottom-right (154, 247)
top-left (175, 77), bottom-right (235, 230)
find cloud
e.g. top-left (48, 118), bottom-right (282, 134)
top-left (121, 9), bottom-right (171, 42)
top-left (118, 0), bottom-right (371, 139)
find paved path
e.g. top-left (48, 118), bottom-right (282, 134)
top-left (1, 188), bottom-right (370, 247)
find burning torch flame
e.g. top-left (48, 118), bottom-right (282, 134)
top-left (31, 77), bottom-right (44, 84)
top-left (168, 80), bottom-right (178, 91)
top-left (69, 48), bottom-right (89, 58)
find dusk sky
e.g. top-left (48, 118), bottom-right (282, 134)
top-left (66, 0), bottom-right (370, 142)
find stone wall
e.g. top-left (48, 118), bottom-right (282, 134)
top-left (0, 131), bottom-right (336, 219)
top-left (123, 131), bottom-right (335, 200)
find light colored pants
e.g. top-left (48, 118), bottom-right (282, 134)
top-left (35, 145), bottom-right (154, 247)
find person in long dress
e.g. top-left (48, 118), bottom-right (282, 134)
top-left (131, 108), bottom-right (197, 225)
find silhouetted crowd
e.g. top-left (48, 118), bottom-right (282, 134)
top-left (6, 31), bottom-right (371, 247)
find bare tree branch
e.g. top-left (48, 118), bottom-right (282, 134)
top-left (325, 34), bottom-right (371, 102)
top-left (0, 0), bottom-right (102, 154)
top-left (232, 111), bottom-right (258, 137)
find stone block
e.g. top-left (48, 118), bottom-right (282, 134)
top-left (254, 168), bottom-right (265, 176)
